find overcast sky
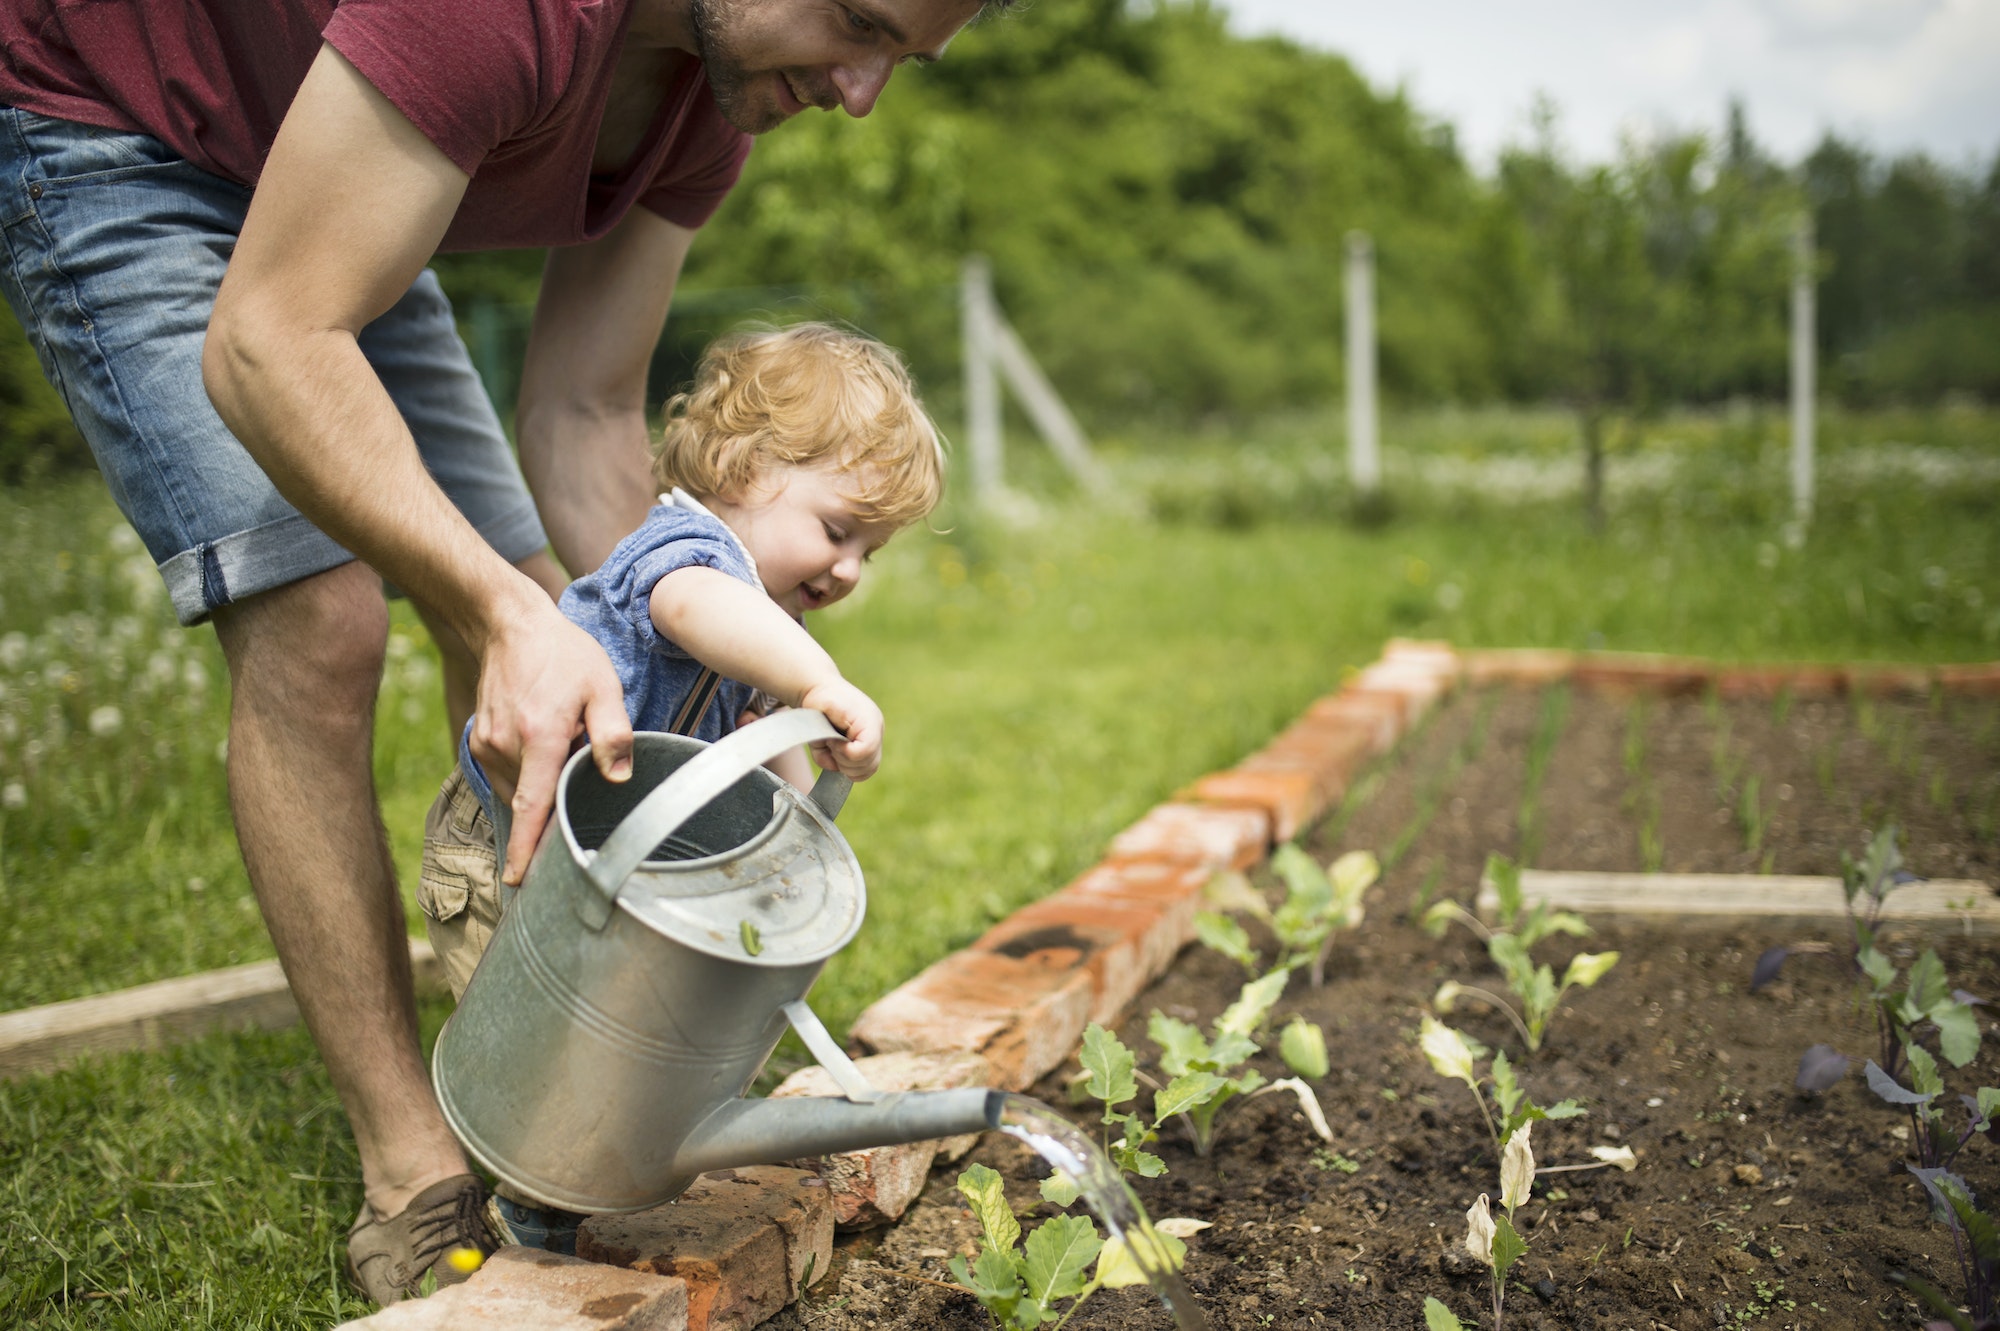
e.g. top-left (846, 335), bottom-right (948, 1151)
top-left (1220, 0), bottom-right (2000, 171)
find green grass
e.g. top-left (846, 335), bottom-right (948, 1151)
top-left (3, 403), bottom-right (1998, 1326)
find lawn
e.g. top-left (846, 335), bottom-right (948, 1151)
top-left (1, 404), bottom-right (1996, 1325)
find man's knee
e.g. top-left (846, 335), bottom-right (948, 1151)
top-left (214, 563), bottom-right (391, 721)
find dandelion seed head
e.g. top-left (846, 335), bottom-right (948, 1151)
top-left (88, 705), bottom-right (124, 737)
top-left (1, 781), bottom-right (24, 809)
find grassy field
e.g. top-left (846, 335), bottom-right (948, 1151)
top-left (2, 404), bottom-right (1996, 1325)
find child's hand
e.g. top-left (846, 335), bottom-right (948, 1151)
top-left (798, 679), bottom-right (885, 781)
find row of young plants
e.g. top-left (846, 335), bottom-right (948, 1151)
top-left (1756, 827), bottom-right (1999, 1331)
top-left (946, 841), bottom-right (1631, 1329)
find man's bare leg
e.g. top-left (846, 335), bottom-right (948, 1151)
top-left (414, 551), bottom-right (568, 743)
top-left (213, 560), bottom-right (466, 1220)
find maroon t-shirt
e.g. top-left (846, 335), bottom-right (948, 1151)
top-left (0, 0), bottom-right (751, 250)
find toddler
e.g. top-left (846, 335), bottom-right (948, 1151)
top-left (414, 322), bottom-right (942, 1248)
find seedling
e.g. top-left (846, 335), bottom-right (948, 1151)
top-left (1419, 1015), bottom-right (1584, 1152)
top-left (1196, 846), bottom-right (1379, 986)
top-left (1080, 971), bottom-right (1334, 1161)
top-left (1424, 855), bottom-right (1619, 1053)
top-left (1737, 774), bottom-right (1767, 858)
top-left (1422, 1122), bottom-right (1536, 1331)
top-left (1515, 686), bottom-right (1570, 865)
top-left (1899, 1168), bottom-right (1999, 1328)
top-left (947, 1163), bottom-right (1190, 1329)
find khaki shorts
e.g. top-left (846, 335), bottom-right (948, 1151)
top-left (418, 763), bottom-right (504, 1001)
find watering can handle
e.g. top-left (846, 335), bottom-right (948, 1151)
top-left (584, 709), bottom-right (851, 909)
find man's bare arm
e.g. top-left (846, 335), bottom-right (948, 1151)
top-left (203, 44), bottom-right (633, 878)
top-left (518, 210), bottom-right (697, 577)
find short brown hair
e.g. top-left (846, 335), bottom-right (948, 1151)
top-left (653, 323), bottom-right (944, 528)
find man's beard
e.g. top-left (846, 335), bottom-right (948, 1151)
top-left (688, 0), bottom-right (783, 134)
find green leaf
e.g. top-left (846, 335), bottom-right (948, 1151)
top-left (1487, 854), bottom-right (1522, 926)
top-left (1490, 1212), bottom-right (1529, 1282)
top-left (1148, 1013), bottom-right (1210, 1076)
top-left (1858, 945), bottom-right (1897, 988)
top-left (1023, 1214), bottom-right (1102, 1304)
top-left (956, 1163), bottom-right (1021, 1257)
top-left (1328, 850), bottom-right (1380, 921)
top-left (1280, 1017), bottom-right (1329, 1079)
top-left (1490, 1048), bottom-right (1522, 1120)
top-left (1487, 933), bottom-right (1536, 990)
top-left (1931, 1002), bottom-right (1982, 1068)
top-left (1206, 1029), bottom-right (1260, 1070)
top-left (1419, 899), bottom-right (1462, 938)
top-left (1905, 950), bottom-right (1949, 1015)
top-left (1155, 1071), bottom-right (1228, 1121)
top-left (1907, 1042), bottom-right (1945, 1097)
top-left (1272, 842), bottom-right (1333, 913)
top-left (1095, 1224), bottom-right (1187, 1289)
top-left (952, 1247), bottom-right (1026, 1318)
top-left (1079, 1024), bottom-right (1138, 1111)
top-left (1039, 1171), bottom-right (1080, 1209)
top-left (1977, 1087), bottom-right (2000, 1126)
top-left (1542, 1099), bottom-right (1587, 1120)
top-left (739, 920), bottom-right (763, 956)
top-left (1424, 1296), bottom-right (1468, 1331)
top-left (1193, 911), bottom-right (1259, 972)
top-left (1110, 1142), bottom-right (1167, 1178)
top-left (1217, 969), bottom-right (1291, 1037)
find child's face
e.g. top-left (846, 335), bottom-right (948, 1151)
top-left (704, 460), bottom-right (902, 618)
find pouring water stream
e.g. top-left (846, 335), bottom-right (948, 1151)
top-left (997, 1095), bottom-right (1208, 1330)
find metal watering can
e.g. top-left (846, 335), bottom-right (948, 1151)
top-left (432, 710), bottom-right (1002, 1213)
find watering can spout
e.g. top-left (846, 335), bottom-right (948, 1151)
top-left (674, 1088), bottom-right (1004, 1184)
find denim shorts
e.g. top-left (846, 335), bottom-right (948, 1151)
top-left (0, 106), bottom-right (547, 625)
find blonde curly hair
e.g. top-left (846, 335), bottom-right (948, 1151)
top-left (653, 322), bottom-right (944, 527)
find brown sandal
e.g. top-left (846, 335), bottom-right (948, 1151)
top-left (344, 1174), bottom-right (495, 1305)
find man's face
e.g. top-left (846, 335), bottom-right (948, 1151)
top-left (689, 0), bottom-right (985, 134)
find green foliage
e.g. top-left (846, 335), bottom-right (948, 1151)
top-left (1195, 845), bottom-right (1379, 987)
top-left (946, 1162), bottom-right (1186, 1329)
top-left (1427, 854), bottom-right (1613, 1052)
top-left (1077, 1023), bottom-right (1164, 1179)
top-left (1419, 1014), bottom-right (1585, 1153)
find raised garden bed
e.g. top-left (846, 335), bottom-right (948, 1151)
top-left (781, 683), bottom-right (2000, 1330)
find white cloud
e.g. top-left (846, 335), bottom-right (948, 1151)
top-left (1217, 0), bottom-right (2000, 168)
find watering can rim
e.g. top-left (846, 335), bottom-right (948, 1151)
top-left (550, 716), bottom-right (866, 965)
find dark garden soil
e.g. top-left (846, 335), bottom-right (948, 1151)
top-left (780, 687), bottom-right (2000, 1331)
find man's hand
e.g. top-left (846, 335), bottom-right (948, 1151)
top-left (470, 596), bottom-right (634, 883)
top-left (797, 679), bottom-right (884, 781)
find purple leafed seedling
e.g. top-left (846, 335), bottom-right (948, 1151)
top-left (1896, 1168), bottom-right (1999, 1330)
top-left (1794, 1044), bottom-right (1850, 1094)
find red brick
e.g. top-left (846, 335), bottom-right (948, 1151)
top-left (1106, 802), bottom-right (1271, 871)
top-left (1184, 768), bottom-right (1322, 843)
top-left (1712, 666), bottom-right (1847, 700)
top-left (575, 1167), bottom-right (831, 1331)
top-left (1572, 653), bottom-right (1713, 698)
top-left (339, 1246), bottom-right (688, 1331)
top-left (1845, 665), bottom-right (1936, 698)
top-left (1303, 692), bottom-right (1403, 754)
top-left (1252, 719), bottom-right (1378, 799)
top-left (769, 1051), bottom-right (995, 1226)
top-left (1939, 662), bottom-right (2000, 696)
top-left (979, 894), bottom-right (1187, 1025)
top-left (1060, 859), bottom-right (1204, 955)
top-left (1353, 660), bottom-right (1452, 725)
top-left (1461, 649), bottom-right (1577, 688)
top-left (848, 950), bottom-right (1095, 1091)
top-left (1381, 638), bottom-right (1461, 679)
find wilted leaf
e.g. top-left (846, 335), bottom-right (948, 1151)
top-left (1264, 1076), bottom-right (1334, 1142)
top-left (1080, 1023), bottom-right (1138, 1110)
top-left (1424, 1296), bottom-right (1468, 1331)
top-left (1750, 946), bottom-right (1789, 991)
top-left (1795, 1044), bottom-right (1850, 1093)
top-left (1420, 899), bottom-right (1462, 938)
top-left (1420, 1014), bottom-right (1477, 1088)
top-left (1155, 1217), bottom-right (1212, 1238)
top-left (1864, 1059), bottom-right (1936, 1106)
top-left (1433, 980), bottom-right (1468, 1015)
top-left (1463, 1194), bottom-right (1494, 1266)
top-left (1588, 1145), bottom-right (1639, 1172)
top-left (1202, 869), bottom-right (1268, 919)
top-left (1095, 1224), bottom-right (1186, 1289)
top-left (1023, 1214), bottom-right (1101, 1304)
top-left (1280, 1017), bottom-right (1329, 1079)
top-left (1501, 1123), bottom-right (1535, 1211)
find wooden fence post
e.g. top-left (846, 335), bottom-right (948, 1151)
top-left (1345, 231), bottom-right (1381, 495)
top-left (1790, 212), bottom-right (1816, 529)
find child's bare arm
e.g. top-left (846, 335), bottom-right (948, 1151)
top-left (650, 566), bottom-right (883, 779)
